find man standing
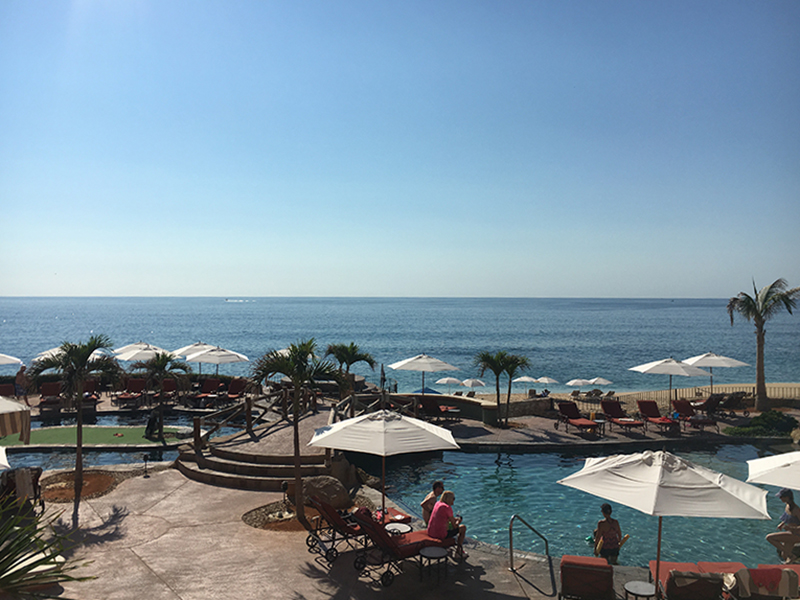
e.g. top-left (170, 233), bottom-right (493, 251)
top-left (15, 364), bottom-right (30, 406)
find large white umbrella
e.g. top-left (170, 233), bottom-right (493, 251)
top-left (388, 354), bottom-right (458, 396)
top-left (589, 377), bottom-right (613, 386)
top-left (629, 358), bottom-right (710, 402)
top-left (184, 346), bottom-right (249, 375)
top-left (566, 378), bottom-right (592, 387)
top-left (747, 451), bottom-right (800, 491)
top-left (0, 353), bottom-right (23, 366)
top-left (35, 347), bottom-right (111, 364)
top-left (173, 341), bottom-right (217, 358)
top-left (536, 376), bottom-right (559, 385)
top-left (0, 396), bottom-right (31, 445)
top-left (683, 352), bottom-right (749, 394)
top-left (116, 344), bottom-right (178, 362)
top-left (435, 377), bottom-right (462, 393)
top-left (558, 450), bottom-right (769, 597)
top-left (308, 409), bottom-right (460, 513)
top-left (512, 376), bottom-right (539, 384)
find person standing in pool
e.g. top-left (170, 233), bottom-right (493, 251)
top-left (594, 503), bottom-right (622, 564)
top-left (420, 480), bottom-right (444, 525)
top-left (428, 490), bottom-right (467, 559)
top-left (767, 488), bottom-right (800, 563)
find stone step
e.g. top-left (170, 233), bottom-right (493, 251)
top-left (175, 458), bottom-right (289, 492)
top-left (209, 445), bottom-right (327, 466)
top-left (194, 451), bottom-right (328, 478)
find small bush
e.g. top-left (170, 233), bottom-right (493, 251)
top-left (724, 410), bottom-right (798, 437)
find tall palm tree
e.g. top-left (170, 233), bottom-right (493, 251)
top-left (325, 343), bottom-right (376, 417)
top-left (131, 352), bottom-right (192, 439)
top-left (250, 339), bottom-right (336, 525)
top-left (475, 350), bottom-right (510, 425)
top-left (503, 354), bottom-right (531, 427)
top-left (27, 335), bottom-right (121, 528)
top-left (728, 278), bottom-right (800, 412)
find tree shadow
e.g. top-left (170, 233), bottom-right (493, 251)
top-left (52, 504), bottom-right (130, 557)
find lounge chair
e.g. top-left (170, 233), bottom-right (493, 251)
top-left (600, 399), bottom-right (645, 433)
top-left (672, 400), bottom-right (719, 433)
top-left (191, 378), bottom-right (221, 408)
top-left (734, 567), bottom-right (798, 599)
top-left (115, 378), bottom-right (146, 408)
top-left (569, 390), bottom-right (581, 399)
top-left (350, 506), bottom-right (454, 587)
top-left (558, 555), bottom-right (614, 600)
top-left (224, 378), bottom-right (247, 403)
top-left (418, 395), bottom-right (460, 423)
top-left (556, 401), bottom-right (600, 435)
top-left (721, 391), bottom-right (750, 418)
top-left (690, 393), bottom-right (726, 417)
top-left (0, 466), bottom-right (45, 517)
top-left (636, 400), bottom-right (679, 434)
top-left (648, 561), bottom-right (724, 599)
top-left (306, 495), bottom-right (369, 565)
top-left (465, 390), bottom-right (476, 398)
top-left (156, 378), bottom-right (178, 404)
top-left (38, 382), bottom-right (64, 415)
top-left (603, 391), bottom-right (616, 400)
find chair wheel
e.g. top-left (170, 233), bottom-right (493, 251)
top-left (380, 570), bottom-right (395, 587)
top-left (325, 548), bottom-right (339, 563)
top-left (553, 422), bottom-right (559, 430)
top-left (743, 410), bottom-right (750, 418)
top-left (354, 554), bottom-right (367, 571)
top-left (305, 535), bottom-right (318, 549)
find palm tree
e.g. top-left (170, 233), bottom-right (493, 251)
top-left (131, 352), bottom-right (192, 439)
top-left (503, 354), bottom-right (531, 427)
top-left (27, 335), bottom-right (121, 528)
top-left (325, 343), bottom-right (376, 417)
top-left (475, 350), bottom-right (510, 426)
top-left (728, 278), bottom-right (800, 412)
top-left (250, 339), bottom-right (336, 525)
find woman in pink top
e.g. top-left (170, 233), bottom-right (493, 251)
top-left (426, 490), bottom-right (467, 559)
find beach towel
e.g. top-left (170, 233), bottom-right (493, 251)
top-left (735, 567), bottom-right (798, 598)
top-left (749, 567), bottom-right (782, 592)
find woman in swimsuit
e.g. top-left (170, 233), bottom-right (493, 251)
top-left (594, 503), bottom-right (622, 564)
top-left (767, 488), bottom-right (800, 563)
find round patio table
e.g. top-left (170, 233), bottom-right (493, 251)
top-left (624, 580), bottom-right (655, 600)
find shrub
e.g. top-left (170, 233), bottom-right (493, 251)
top-left (723, 410), bottom-right (798, 438)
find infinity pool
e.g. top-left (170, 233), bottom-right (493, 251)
top-left (377, 444), bottom-right (786, 568)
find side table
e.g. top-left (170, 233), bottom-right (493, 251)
top-left (624, 580), bottom-right (655, 599)
top-left (418, 546), bottom-right (448, 583)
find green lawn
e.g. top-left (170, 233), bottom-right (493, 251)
top-left (0, 426), bottom-right (179, 446)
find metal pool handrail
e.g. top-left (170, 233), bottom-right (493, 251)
top-left (508, 513), bottom-right (549, 572)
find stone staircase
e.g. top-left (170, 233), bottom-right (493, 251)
top-left (176, 444), bottom-right (329, 491)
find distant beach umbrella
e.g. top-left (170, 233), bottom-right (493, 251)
top-left (0, 353), bottom-right (23, 366)
top-left (388, 354), bottom-right (458, 396)
top-left (435, 376), bottom-right (462, 393)
top-left (114, 341), bottom-right (166, 355)
top-left (536, 376), bottom-right (559, 385)
top-left (35, 346), bottom-right (111, 364)
top-left (629, 358), bottom-right (709, 401)
top-left (173, 341), bottom-right (217, 358)
top-left (683, 352), bottom-right (749, 394)
top-left (116, 344), bottom-right (179, 362)
top-left (184, 346), bottom-right (249, 375)
top-left (747, 451), bottom-right (800, 491)
top-left (512, 376), bottom-right (539, 384)
top-left (461, 378), bottom-right (486, 389)
top-left (589, 377), bottom-right (613, 386)
top-left (566, 379), bottom-right (593, 387)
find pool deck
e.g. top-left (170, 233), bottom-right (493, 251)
top-left (34, 399), bottom-right (798, 599)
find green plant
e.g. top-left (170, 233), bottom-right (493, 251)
top-left (0, 507), bottom-right (94, 598)
top-left (723, 410), bottom-right (798, 437)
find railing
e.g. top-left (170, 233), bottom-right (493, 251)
top-left (192, 390), bottom-right (282, 450)
top-left (331, 392), bottom-right (416, 423)
top-left (508, 514), bottom-right (549, 572)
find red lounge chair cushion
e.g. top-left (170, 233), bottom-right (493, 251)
top-left (569, 418), bottom-right (597, 429)
top-left (560, 555), bottom-right (614, 599)
top-left (697, 561), bottom-right (746, 574)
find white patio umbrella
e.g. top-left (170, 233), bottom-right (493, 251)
top-left (629, 358), bottom-right (710, 402)
top-left (184, 346), bottom-right (249, 375)
top-left (115, 344), bottom-right (178, 362)
top-left (172, 341), bottom-right (218, 375)
top-left (558, 450), bottom-right (770, 598)
top-left (0, 446), bottom-right (10, 471)
top-left (114, 341), bottom-right (163, 355)
top-left (747, 451), bottom-right (800, 491)
top-left (388, 354), bottom-right (458, 396)
top-left (461, 378), bottom-right (486, 389)
top-left (435, 377), bottom-right (462, 393)
top-left (589, 377), bottom-right (613, 386)
top-left (566, 378), bottom-right (592, 387)
top-left (512, 376), bottom-right (539, 384)
top-left (308, 409), bottom-right (460, 513)
top-left (0, 353), bottom-right (23, 366)
top-left (536, 376), bottom-right (559, 385)
top-left (683, 352), bottom-right (749, 394)
top-left (35, 347), bottom-right (112, 364)
top-left (0, 396), bottom-right (31, 444)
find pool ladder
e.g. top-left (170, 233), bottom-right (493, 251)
top-left (508, 514), bottom-right (549, 572)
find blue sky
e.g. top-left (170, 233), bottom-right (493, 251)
top-left (1, 1), bottom-right (798, 297)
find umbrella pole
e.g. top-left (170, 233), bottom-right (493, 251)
top-left (382, 455), bottom-right (386, 515)
top-left (655, 516), bottom-right (663, 599)
top-left (710, 367), bottom-right (714, 395)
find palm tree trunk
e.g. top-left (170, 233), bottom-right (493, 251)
top-left (505, 377), bottom-right (513, 427)
top-left (755, 322), bottom-right (768, 411)
top-left (292, 388), bottom-right (307, 527)
top-left (495, 376), bottom-right (501, 425)
top-left (73, 388), bottom-right (83, 529)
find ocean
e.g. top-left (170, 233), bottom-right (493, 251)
top-left (1, 297), bottom-right (798, 393)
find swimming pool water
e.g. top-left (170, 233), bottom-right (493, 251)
top-left (381, 445), bottom-right (786, 567)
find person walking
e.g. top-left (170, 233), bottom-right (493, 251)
top-left (15, 364), bottom-right (30, 406)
